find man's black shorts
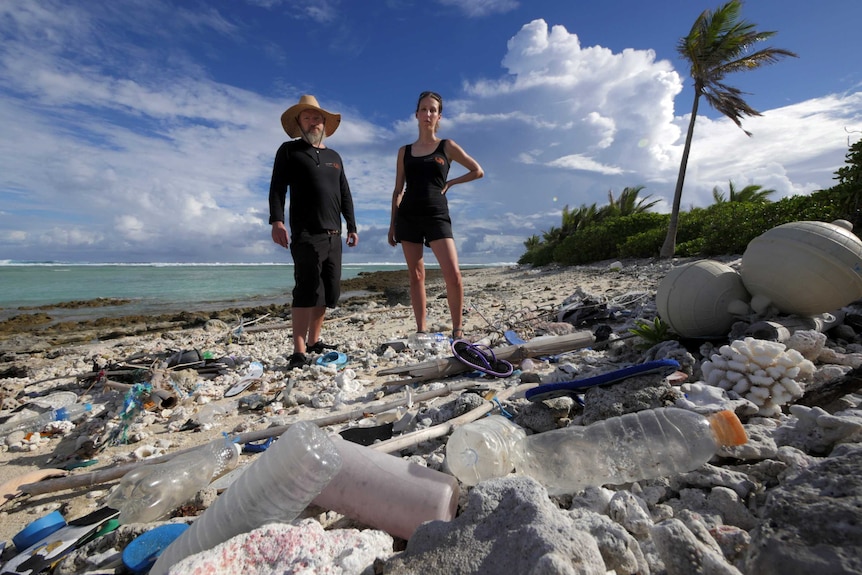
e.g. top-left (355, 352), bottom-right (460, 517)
top-left (395, 212), bottom-right (453, 247)
top-left (290, 230), bottom-right (342, 307)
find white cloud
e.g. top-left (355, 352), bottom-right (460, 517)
top-left (547, 154), bottom-right (624, 175)
top-left (437, 0), bottom-right (519, 18)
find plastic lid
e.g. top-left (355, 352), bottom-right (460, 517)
top-left (122, 523), bottom-right (189, 574)
top-left (13, 510), bottom-right (67, 550)
top-left (708, 410), bottom-right (748, 446)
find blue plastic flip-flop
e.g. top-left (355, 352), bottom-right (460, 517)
top-left (525, 358), bottom-right (681, 402)
top-left (315, 351), bottom-right (349, 368)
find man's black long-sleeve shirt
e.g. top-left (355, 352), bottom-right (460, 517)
top-left (268, 139), bottom-right (357, 235)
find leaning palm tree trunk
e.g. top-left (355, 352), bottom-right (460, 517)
top-left (661, 91), bottom-right (701, 258)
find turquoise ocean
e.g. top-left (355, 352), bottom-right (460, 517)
top-left (0, 263), bottom-right (414, 323)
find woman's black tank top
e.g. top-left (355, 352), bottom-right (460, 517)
top-left (399, 139), bottom-right (450, 216)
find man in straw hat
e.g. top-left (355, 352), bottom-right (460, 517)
top-left (269, 95), bottom-right (359, 370)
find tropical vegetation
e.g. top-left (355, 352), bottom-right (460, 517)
top-left (518, 137), bottom-right (862, 266)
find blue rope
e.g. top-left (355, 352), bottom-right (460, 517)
top-left (491, 396), bottom-right (514, 419)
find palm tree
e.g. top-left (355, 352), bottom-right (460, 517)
top-left (604, 185), bottom-right (660, 217)
top-left (659, 0), bottom-right (797, 258)
top-left (561, 203), bottom-right (600, 234)
top-left (523, 234), bottom-right (541, 250)
top-left (711, 180), bottom-right (775, 203)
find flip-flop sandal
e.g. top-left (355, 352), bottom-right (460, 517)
top-left (525, 358), bottom-right (681, 402)
top-left (2, 506), bottom-right (120, 574)
top-left (224, 361), bottom-right (264, 398)
top-left (451, 339), bottom-right (514, 378)
top-left (315, 351), bottom-right (349, 368)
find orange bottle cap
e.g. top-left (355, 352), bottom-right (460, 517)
top-left (709, 410), bottom-right (748, 446)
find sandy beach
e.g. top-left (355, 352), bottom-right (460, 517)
top-left (1, 258), bottom-right (860, 574)
top-left (0, 262), bottom-right (658, 538)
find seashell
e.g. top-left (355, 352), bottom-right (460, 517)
top-left (133, 444), bottom-right (160, 459)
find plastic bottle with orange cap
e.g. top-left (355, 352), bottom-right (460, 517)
top-left (446, 407), bottom-right (748, 495)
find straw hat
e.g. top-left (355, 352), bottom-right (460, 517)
top-left (280, 95), bottom-right (341, 138)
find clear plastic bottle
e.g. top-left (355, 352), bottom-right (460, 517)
top-left (149, 421), bottom-right (342, 575)
top-left (312, 436), bottom-right (460, 540)
top-left (512, 407), bottom-right (747, 495)
top-left (408, 332), bottom-right (446, 351)
top-left (0, 403), bottom-right (94, 441)
top-left (106, 436), bottom-right (240, 524)
top-left (445, 415), bottom-right (526, 486)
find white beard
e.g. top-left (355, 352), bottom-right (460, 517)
top-left (302, 128), bottom-right (325, 147)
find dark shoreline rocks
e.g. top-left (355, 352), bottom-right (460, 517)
top-left (0, 269), bottom-right (434, 347)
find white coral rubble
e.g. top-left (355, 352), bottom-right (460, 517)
top-left (701, 337), bottom-right (815, 416)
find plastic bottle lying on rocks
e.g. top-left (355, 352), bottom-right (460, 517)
top-left (445, 415), bottom-right (526, 486)
top-left (312, 435), bottom-right (460, 540)
top-left (407, 332), bottom-right (447, 351)
top-left (149, 421), bottom-right (342, 575)
top-left (512, 407), bottom-right (748, 495)
top-left (443, 408), bottom-right (747, 495)
top-left (107, 436), bottom-right (240, 524)
top-left (0, 403), bottom-right (95, 442)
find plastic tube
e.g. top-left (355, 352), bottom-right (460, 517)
top-left (312, 436), bottom-right (460, 540)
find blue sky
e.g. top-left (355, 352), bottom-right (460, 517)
top-left (1, 0), bottom-right (860, 264)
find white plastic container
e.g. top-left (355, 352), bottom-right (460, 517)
top-left (312, 436), bottom-right (459, 540)
top-left (512, 407), bottom-right (747, 495)
top-left (445, 415), bottom-right (526, 486)
top-left (149, 421), bottom-right (342, 575)
top-left (106, 437), bottom-right (240, 524)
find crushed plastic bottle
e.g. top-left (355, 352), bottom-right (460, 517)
top-left (149, 421), bottom-right (342, 575)
top-left (512, 407), bottom-right (748, 495)
top-left (445, 415), bottom-right (526, 486)
top-left (107, 436), bottom-right (240, 524)
top-left (0, 403), bottom-right (95, 442)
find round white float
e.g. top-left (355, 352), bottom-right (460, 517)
top-left (656, 260), bottom-right (750, 338)
top-left (740, 220), bottom-right (862, 315)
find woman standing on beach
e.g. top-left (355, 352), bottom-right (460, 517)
top-left (388, 91), bottom-right (483, 339)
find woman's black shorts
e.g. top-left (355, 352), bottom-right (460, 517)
top-left (395, 212), bottom-right (453, 247)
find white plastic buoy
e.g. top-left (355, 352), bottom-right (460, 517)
top-left (656, 260), bottom-right (750, 338)
top-left (741, 220), bottom-right (862, 315)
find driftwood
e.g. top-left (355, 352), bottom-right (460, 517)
top-left (19, 379), bottom-right (495, 497)
top-left (377, 330), bottom-right (598, 379)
